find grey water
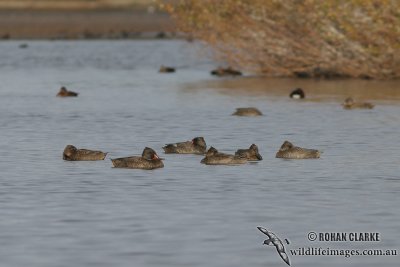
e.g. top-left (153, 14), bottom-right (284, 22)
top-left (0, 40), bottom-right (399, 267)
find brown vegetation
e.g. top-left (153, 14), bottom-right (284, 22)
top-left (164, 0), bottom-right (400, 79)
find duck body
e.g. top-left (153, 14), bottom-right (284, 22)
top-left (342, 97), bottom-right (374, 109)
top-left (63, 145), bottom-right (107, 161)
top-left (275, 141), bottom-right (320, 159)
top-left (235, 144), bottom-right (263, 161)
top-left (232, 107), bottom-right (262, 116)
top-left (290, 88), bottom-right (305, 99)
top-left (163, 137), bottom-right (206, 154)
top-left (57, 86), bottom-right (78, 97)
top-left (111, 147), bottom-right (164, 170)
top-left (201, 147), bottom-right (247, 165)
top-left (111, 156), bottom-right (164, 170)
top-left (211, 67), bottom-right (242, 77)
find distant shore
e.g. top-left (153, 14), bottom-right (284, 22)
top-left (0, 9), bottom-right (177, 40)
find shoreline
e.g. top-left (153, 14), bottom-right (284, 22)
top-left (0, 9), bottom-right (177, 40)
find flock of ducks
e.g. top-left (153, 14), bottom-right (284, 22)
top-left (62, 138), bottom-right (318, 170)
top-left (57, 70), bottom-right (375, 170)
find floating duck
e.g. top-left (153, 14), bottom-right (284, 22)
top-left (111, 147), bottom-right (164, 170)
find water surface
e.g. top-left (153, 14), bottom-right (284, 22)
top-left (0, 40), bottom-right (399, 267)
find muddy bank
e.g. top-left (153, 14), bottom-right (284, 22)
top-left (0, 9), bottom-right (176, 39)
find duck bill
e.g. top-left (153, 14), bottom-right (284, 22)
top-left (256, 153), bottom-right (263, 160)
top-left (152, 154), bottom-right (164, 160)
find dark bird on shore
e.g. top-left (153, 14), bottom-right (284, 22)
top-left (232, 107), bottom-right (263, 116)
top-left (63, 145), bottom-right (107, 161)
top-left (159, 65), bottom-right (176, 73)
top-left (210, 67), bottom-right (242, 77)
top-left (163, 137), bottom-right (206, 154)
top-left (290, 88), bottom-right (305, 99)
top-left (57, 86), bottom-right (78, 97)
top-left (111, 147), bottom-right (164, 170)
top-left (235, 144), bottom-right (263, 161)
top-left (276, 141), bottom-right (321, 159)
top-left (342, 97), bottom-right (374, 109)
top-left (257, 227), bottom-right (291, 266)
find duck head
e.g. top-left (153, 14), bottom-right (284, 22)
top-left (63, 145), bottom-right (77, 159)
top-left (206, 146), bottom-right (218, 156)
top-left (192, 137), bottom-right (206, 148)
top-left (344, 97), bottom-right (354, 105)
top-left (249, 144), bottom-right (263, 160)
top-left (279, 141), bottom-right (294, 151)
top-left (142, 147), bottom-right (163, 160)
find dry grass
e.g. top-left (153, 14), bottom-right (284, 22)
top-left (164, 0), bottom-right (400, 79)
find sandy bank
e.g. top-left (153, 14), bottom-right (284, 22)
top-left (0, 9), bottom-right (176, 40)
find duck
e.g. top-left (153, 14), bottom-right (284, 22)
top-left (63, 145), bottom-right (107, 161)
top-left (235, 144), bottom-right (263, 161)
top-left (210, 67), bottom-right (242, 77)
top-left (232, 107), bottom-right (263, 116)
top-left (342, 97), bottom-right (374, 109)
top-left (201, 147), bottom-right (247, 165)
top-left (111, 147), bottom-right (164, 170)
top-left (275, 141), bottom-right (320, 159)
top-left (163, 137), bottom-right (206, 154)
top-left (57, 86), bottom-right (78, 97)
top-left (159, 65), bottom-right (176, 73)
top-left (290, 88), bottom-right (305, 99)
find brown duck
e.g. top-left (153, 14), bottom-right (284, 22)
top-left (342, 97), bottom-right (374, 109)
top-left (63, 145), bottom-right (107, 161)
top-left (201, 147), bottom-right (247, 165)
top-left (163, 137), bottom-right (206, 154)
top-left (111, 147), bottom-right (164, 170)
top-left (232, 107), bottom-right (263, 116)
top-left (211, 67), bottom-right (242, 77)
top-left (275, 141), bottom-right (320, 159)
top-left (235, 144), bottom-right (263, 161)
top-left (57, 86), bottom-right (78, 97)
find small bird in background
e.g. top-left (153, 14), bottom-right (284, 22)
top-left (342, 97), bottom-right (374, 109)
top-left (257, 226), bottom-right (291, 266)
top-left (159, 65), bottom-right (176, 73)
top-left (232, 107), bottom-right (263, 116)
top-left (210, 67), bottom-right (242, 77)
top-left (290, 88), bottom-right (305, 99)
top-left (57, 86), bottom-right (78, 97)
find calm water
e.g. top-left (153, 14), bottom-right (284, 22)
top-left (0, 40), bottom-right (399, 267)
